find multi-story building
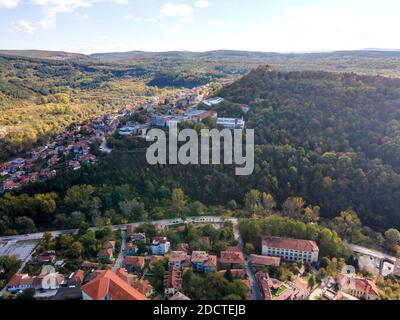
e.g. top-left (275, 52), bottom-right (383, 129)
top-left (216, 117), bottom-right (245, 129)
top-left (261, 236), bottom-right (319, 263)
top-left (337, 273), bottom-right (379, 300)
top-left (191, 251), bottom-right (217, 273)
top-left (168, 251), bottom-right (189, 270)
top-left (151, 237), bottom-right (171, 255)
top-left (219, 247), bottom-right (245, 270)
top-left (81, 270), bottom-right (147, 300)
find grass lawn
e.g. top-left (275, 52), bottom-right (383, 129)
top-left (270, 284), bottom-right (288, 298)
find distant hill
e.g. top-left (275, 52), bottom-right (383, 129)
top-left (0, 50), bottom-right (89, 61)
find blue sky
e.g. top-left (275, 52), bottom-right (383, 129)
top-left (0, 0), bottom-right (399, 53)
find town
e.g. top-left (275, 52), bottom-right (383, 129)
top-left (1, 215), bottom-right (398, 300)
top-left (0, 82), bottom-right (248, 194)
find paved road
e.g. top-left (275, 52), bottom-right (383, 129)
top-left (112, 230), bottom-right (126, 272)
top-left (0, 217), bottom-right (227, 243)
top-left (231, 218), bottom-right (263, 300)
top-left (344, 242), bottom-right (397, 263)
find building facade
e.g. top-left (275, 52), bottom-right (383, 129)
top-left (261, 236), bottom-right (319, 263)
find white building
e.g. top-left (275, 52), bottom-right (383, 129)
top-left (202, 97), bottom-right (224, 107)
top-left (217, 117), bottom-right (245, 129)
top-left (151, 237), bottom-right (171, 255)
top-left (261, 236), bottom-right (319, 263)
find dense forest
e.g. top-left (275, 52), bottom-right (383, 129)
top-left (2, 51), bottom-right (400, 241)
top-left (3, 49), bottom-right (400, 161)
top-left (219, 67), bottom-right (400, 229)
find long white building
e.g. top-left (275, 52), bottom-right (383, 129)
top-left (261, 236), bottom-right (319, 263)
top-left (216, 117), bottom-right (245, 129)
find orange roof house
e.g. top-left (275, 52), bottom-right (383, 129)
top-left (250, 254), bottom-right (281, 268)
top-left (220, 247), bottom-right (245, 269)
top-left (123, 256), bottom-right (145, 270)
top-left (81, 270), bottom-right (148, 300)
top-left (191, 251), bottom-right (217, 272)
top-left (68, 270), bottom-right (85, 286)
top-left (164, 267), bottom-right (183, 294)
top-left (337, 273), bottom-right (379, 300)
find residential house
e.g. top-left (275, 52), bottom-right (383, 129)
top-left (97, 248), bottom-right (114, 262)
top-left (98, 241), bottom-right (116, 262)
top-left (36, 250), bottom-right (56, 264)
top-left (219, 247), bottom-right (245, 270)
top-left (103, 241), bottom-right (116, 251)
top-left (151, 237), bottom-right (170, 255)
top-left (124, 243), bottom-right (138, 256)
top-left (81, 270), bottom-right (148, 300)
top-left (164, 267), bottom-right (183, 295)
top-left (168, 251), bottom-right (189, 270)
top-left (67, 270), bottom-right (85, 287)
top-left (123, 256), bottom-right (145, 272)
top-left (261, 236), bottom-right (319, 263)
top-left (191, 251), bottom-right (217, 273)
top-left (131, 279), bottom-right (154, 298)
top-left (6, 274), bottom-right (34, 293)
top-left (250, 254), bottom-right (281, 269)
top-left (337, 273), bottom-right (379, 300)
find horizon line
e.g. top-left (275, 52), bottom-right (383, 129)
top-left (1, 48), bottom-right (400, 56)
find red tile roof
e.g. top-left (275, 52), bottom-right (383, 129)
top-left (164, 267), bottom-right (183, 290)
top-left (250, 254), bottom-right (281, 267)
top-left (6, 274), bottom-right (33, 288)
top-left (98, 248), bottom-right (113, 258)
top-left (169, 251), bottom-right (188, 263)
top-left (262, 236), bottom-right (319, 252)
top-left (176, 243), bottom-right (189, 252)
top-left (81, 270), bottom-right (148, 300)
top-left (220, 248), bottom-right (245, 265)
top-left (103, 241), bottom-right (116, 250)
top-left (123, 256), bottom-right (145, 269)
top-left (69, 270), bottom-right (85, 285)
top-left (338, 273), bottom-right (379, 298)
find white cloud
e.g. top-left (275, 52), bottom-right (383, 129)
top-left (208, 19), bottom-right (223, 25)
top-left (195, 0), bottom-right (212, 8)
top-left (0, 0), bottom-right (20, 8)
top-left (160, 3), bottom-right (193, 17)
top-left (16, 20), bottom-right (37, 34)
top-left (9, 0), bottom-right (127, 32)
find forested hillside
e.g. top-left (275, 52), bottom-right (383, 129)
top-left (2, 51), bottom-right (400, 234)
top-left (219, 66), bottom-right (400, 228)
top-left (3, 49), bottom-right (400, 162)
